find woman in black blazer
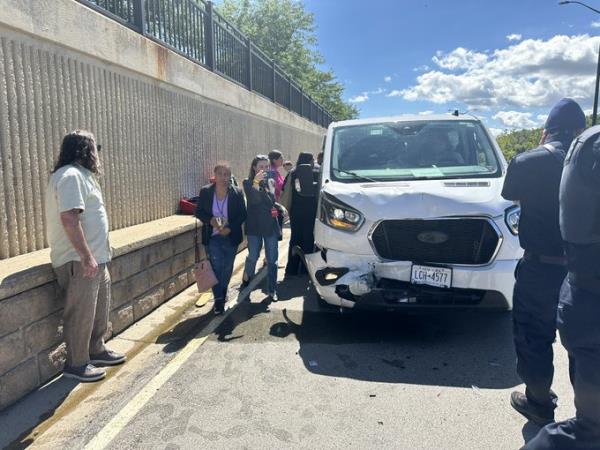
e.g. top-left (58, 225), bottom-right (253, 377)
top-left (195, 162), bottom-right (247, 314)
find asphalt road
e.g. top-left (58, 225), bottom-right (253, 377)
top-left (102, 275), bottom-right (575, 450)
top-left (2, 243), bottom-right (575, 450)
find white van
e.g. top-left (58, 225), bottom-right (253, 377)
top-left (301, 114), bottom-right (522, 310)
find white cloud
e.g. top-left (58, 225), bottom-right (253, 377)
top-left (432, 47), bottom-right (488, 71)
top-left (585, 108), bottom-right (593, 115)
top-left (386, 90), bottom-right (403, 97)
top-left (592, 21), bottom-right (600, 28)
top-left (419, 110), bottom-right (435, 115)
top-left (489, 127), bottom-right (506, 137)
top-left (369, 87), bottom-right (386, 95)
top-left (537, 114), bottom-right (548, 123)
top-left (413, 65), bottom-right (431, 72)
top-left (349, 93), bottom-right (369, 103)
top-left (492, 111), bottom-right (537, 129)
top-left (384, 76), bottom-right (392, 82)
top-left (506, 33), bottom-right (523, 42)
top-left (401, 35), bottom-right (600, 110)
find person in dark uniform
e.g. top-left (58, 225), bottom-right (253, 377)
top-left (501, 98), bottom-right (586, 426)
top-left (280, 152), bottom-right (319, 277)
top-left (523, 125), bottom-right (600, 450)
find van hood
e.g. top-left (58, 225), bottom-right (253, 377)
top-left (321, 178), bottom-right (512, 219)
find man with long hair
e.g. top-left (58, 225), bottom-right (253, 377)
top-left (45, 130), bottom-right (125, 382)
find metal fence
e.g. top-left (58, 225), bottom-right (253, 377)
top-left (77, 0), bottom-right (334, 128)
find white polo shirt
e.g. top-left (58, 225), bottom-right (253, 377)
top-left (45, 164), bottom-right (111, 268)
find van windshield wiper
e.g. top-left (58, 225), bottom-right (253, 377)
top-left (332, 168), bottom-right (377, 183)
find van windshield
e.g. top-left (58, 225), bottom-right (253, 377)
top-left (330, 120), bottom-right (501, 182)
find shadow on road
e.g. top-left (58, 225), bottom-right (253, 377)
top-left (255, 274), bottom-right (520, 389)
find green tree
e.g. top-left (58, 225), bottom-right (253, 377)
top-left (216, 0), bottom-right (358, 120)
top-left (496, 127), bottom-right (543, 161)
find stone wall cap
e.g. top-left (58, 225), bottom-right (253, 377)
top-left (0, 215), bottom-right (197, 302)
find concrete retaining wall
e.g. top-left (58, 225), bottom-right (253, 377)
top-left (0, 0), bottom-right (325, 259)
top-left (0, 215), bottom-right (198, 410)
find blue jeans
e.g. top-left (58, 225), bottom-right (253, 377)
top-left (244, 234), bottom-right (278, 294)
top-left (207, 236), bottom-right (238, 308)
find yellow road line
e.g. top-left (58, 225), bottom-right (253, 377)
top-left (83, 333), bottom-right (209, 450)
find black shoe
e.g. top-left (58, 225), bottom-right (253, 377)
top-left (240, 279), bottom-right (250, 290)
top-left (214, 304), bottom-right (225, 315)
top-left (89, 349), bottom-right (126, 366)
top-left (269, 292), bottom-right (279, 302)
top-left (510, 391), bottom-right (555, 426)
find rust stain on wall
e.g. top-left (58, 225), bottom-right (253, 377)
top-left (155, 46), bottom-right (168, 81)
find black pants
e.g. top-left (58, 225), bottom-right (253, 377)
top-left (512, 258), bottom-right (567, 408)
top-left (285, 211), bottom-right (316, 276)
top-left (523, 279), bottom-right (600, 449)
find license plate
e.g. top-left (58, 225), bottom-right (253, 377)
top-left (411, 265), bottom-right (452, 289)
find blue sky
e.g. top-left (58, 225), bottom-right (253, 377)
top-left (303, 0), bottom-right (600, 133)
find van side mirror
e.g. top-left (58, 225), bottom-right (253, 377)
top-left (295, 164), bottom-right (318, 197)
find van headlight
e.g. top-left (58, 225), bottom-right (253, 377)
top-left (320, 193), bottom-right (364, 232)
top-left (505, 205), bottom-right (520, 235)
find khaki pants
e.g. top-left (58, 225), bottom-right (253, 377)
top-left (54, 261), bottom-right (110, 367)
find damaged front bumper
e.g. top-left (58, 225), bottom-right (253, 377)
top-left (305, 248), bottom-right (514, 310)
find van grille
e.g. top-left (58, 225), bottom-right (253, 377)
top-left (370, 218), bottom-right (500, 265)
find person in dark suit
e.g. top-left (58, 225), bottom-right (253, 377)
top-left (280, 152), bottom-right (319, 277)
top-left (502, 98), bottom-right (586, 426)
top-left (195, 162), bottom-right (247, 315)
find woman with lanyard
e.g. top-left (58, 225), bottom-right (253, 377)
top-left (242, 154), bottom-right (286, 301)
top-left (195, 162), bottom-right (247, 314)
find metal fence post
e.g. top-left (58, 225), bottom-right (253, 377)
top-left (300, 87), bottom-right (304, 117)
top-left (204, 1), bottom-right (215, 71)
top-left (133, 0), bottom-right (146, 35)
top-left (287, 76), bottom-right (292, 110)
top-left (271, 60), bottom-right (276, 102)
top-left (246, 38), bottom-right (253, 90)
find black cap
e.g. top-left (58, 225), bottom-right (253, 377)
top-left (545, 98), bottom-right (586, 133)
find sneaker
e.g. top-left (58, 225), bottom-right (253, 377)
top-left (214, 304), bottom-right (225, 315)
top-left (63, 364), bottom-right (106, 382)
top-left (510, 391), bottom-right (555, 426)
top-left (89, 349), bottom-right (126, 366)
top-left (269, 292), bottom-right (279, 302)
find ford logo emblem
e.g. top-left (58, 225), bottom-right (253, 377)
top-left (417, 231), bottom-right (449, 244)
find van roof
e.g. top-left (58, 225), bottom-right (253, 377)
top-left (330, 114), bottom-right (481, 128)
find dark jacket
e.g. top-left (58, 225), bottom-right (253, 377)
top-left (501, 135), bottom-right (571, 257)
top-left (195, 184), bottom-right (247, 247)
top-left (243, 179), bottom-right (280, 238)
